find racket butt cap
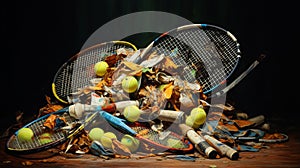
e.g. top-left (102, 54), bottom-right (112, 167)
top-left (195, 144), bottom-right (217, 159)
top-left (206, 147), bottom-right (218, 159)
top-left (229, 151), bottom-right (239, 160)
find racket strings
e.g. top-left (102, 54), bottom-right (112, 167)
top-left (54, 42), bottom-right (135, 103)
top-left (71, 44), bottom-right (119, 93)
top-left (178, 29), bottom-right (219, 86)
top-left (177, 28), bottom-right (239, 92)
top-left (147, 26), bottom-right (240, 93)
top-left (204, 28), bottom-right (239, 73)
top-left (55, 61), bottom-right (75, 101)
top-left (154, 34), bottom-right (201, 83)
top-left (152, 30), bottom-right (217, 91)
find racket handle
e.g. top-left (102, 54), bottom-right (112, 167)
top-left (102, 100), bottom-right (140, 113)
top-left (211, 54), bottom-right (266, 98)
top-left (203, 134), bottom-right (239, 160)
top-left (68, 103), bottom-right (101, 119)
top-left (179, 124), bottom-right (217, 159)
top-left (157, 110), bottom-right (185, 123)
top-left (247, 115), bottom-right (265, 127)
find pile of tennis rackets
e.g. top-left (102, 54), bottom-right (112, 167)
top-left (6, 23), bottom-right (286, 158)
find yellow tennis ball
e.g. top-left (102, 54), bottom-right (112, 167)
top-left (100, 132), bottom-right (117, 149)
top-left (39, 132), bottom-right (53, 145)
top-left (121, 76), bottom-right (138, 93)
top-left (88, 127), bottom-right (104, 142)
top-left (123, 105), bottom-right (141, 122)
top-left (167, 138), bottom-right (183, 148)
top-left (120, 134), bottom-right (140, 153)
top-left (190, 107), bottom-right (207, 125)
top-left (94, 61), bottom-right (109, 77)
top-left (185, 115), bottom-right (199, 129)
top-left (17, 127), bottom-right (34, 142)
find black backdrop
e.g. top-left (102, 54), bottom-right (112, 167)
top-left (1, 0), bottom-right (296, 133)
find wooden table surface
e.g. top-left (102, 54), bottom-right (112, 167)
top-left (1, 123), bottom-right (300, 168)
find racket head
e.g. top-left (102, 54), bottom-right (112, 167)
top-left (127, 122), bottom-right (194, 154)
top-left (140, 24), bottom-right (241, 95)
top-left (52, 40), bottom-right (137, 104)
top-left (6, 107), bottom-right (75, 154)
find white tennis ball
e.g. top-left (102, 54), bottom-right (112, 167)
top-left (120, 134), bottom-right (140, 153)
top-left (17, 127), bottom-right (34, 142)
top-left (123, 105), bottom-right (141, 122)
top-left (94, 61), bottom-right (109, 77)
top-left (121, 76), bottom-right (138, 93)
top-left (190, 107), bottom-right (207, 125)
top-left (88, 127), bottom-right (104, 142)
top-left (100, 132), bottom-right (117, 149)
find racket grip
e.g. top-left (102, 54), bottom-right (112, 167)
top-left (68, 103), bottom-right (101, 119)
top-left (179, 124), bottom-right (217, 159)
top-left (157, 110), bottom-right (185, 123)
top-left (102, 100), bottom-right (139, 113)
top-left (203, 134), bottom-right (239, 160)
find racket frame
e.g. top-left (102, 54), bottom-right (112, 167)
top-left (6, 106), bottom-right (99, 154)
top-left (6, 107), bottom-right (71, 154)
top-left (140, 23), bottom-right (241, 95)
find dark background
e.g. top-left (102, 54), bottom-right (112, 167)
top-left (1, 0), bottom-right (297, 134)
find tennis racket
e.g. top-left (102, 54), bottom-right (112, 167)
top-left (139, 23), bottom-right (241, 96)
top-left (232, 133), bottom-right (288, 143)
top-left (98, 110), bottom-right (193, 154)
top-left (52, 40), bottom-right (137, 104)
top-left (212, 130), bottom-right (289, 143)
top-left (6, 106), bottom-right (98, 154)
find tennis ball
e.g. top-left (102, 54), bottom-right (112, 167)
top-left (185, 115), bottom-right (199, 129)
top-left (39, 133), bottom-right (53, 145)
top-left (121, 76), bottom-right (138, 93)
top-left (190, 107), bottom-right (207, 125)
top-left (17, 127), bottom-right (34, 142)
top-left (120, 134), bottom-right (140, 153)
top-left (94, 61), bottom-right (109, 77)
top-left (167, 138), bottom-right (183, 149)
top-left (88, 127), bottom-right (104, 141)
top-left (100, 132), bottom-right (117, 149)
top-left (123, 105), bottom-right (141, 122)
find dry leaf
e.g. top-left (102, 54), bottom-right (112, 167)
top-left (43, 114), bottom-right (59, 130)
top-left (163, 84), bottom-right (174, 99)
top-left (111, 139), bottom-right (132, 157)
top-left (233, 119), bottom-right (255, 129)
top-left (123, 61), bottom-right (143, 71)
top-left (104, 54), bottom-right (119, 67)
